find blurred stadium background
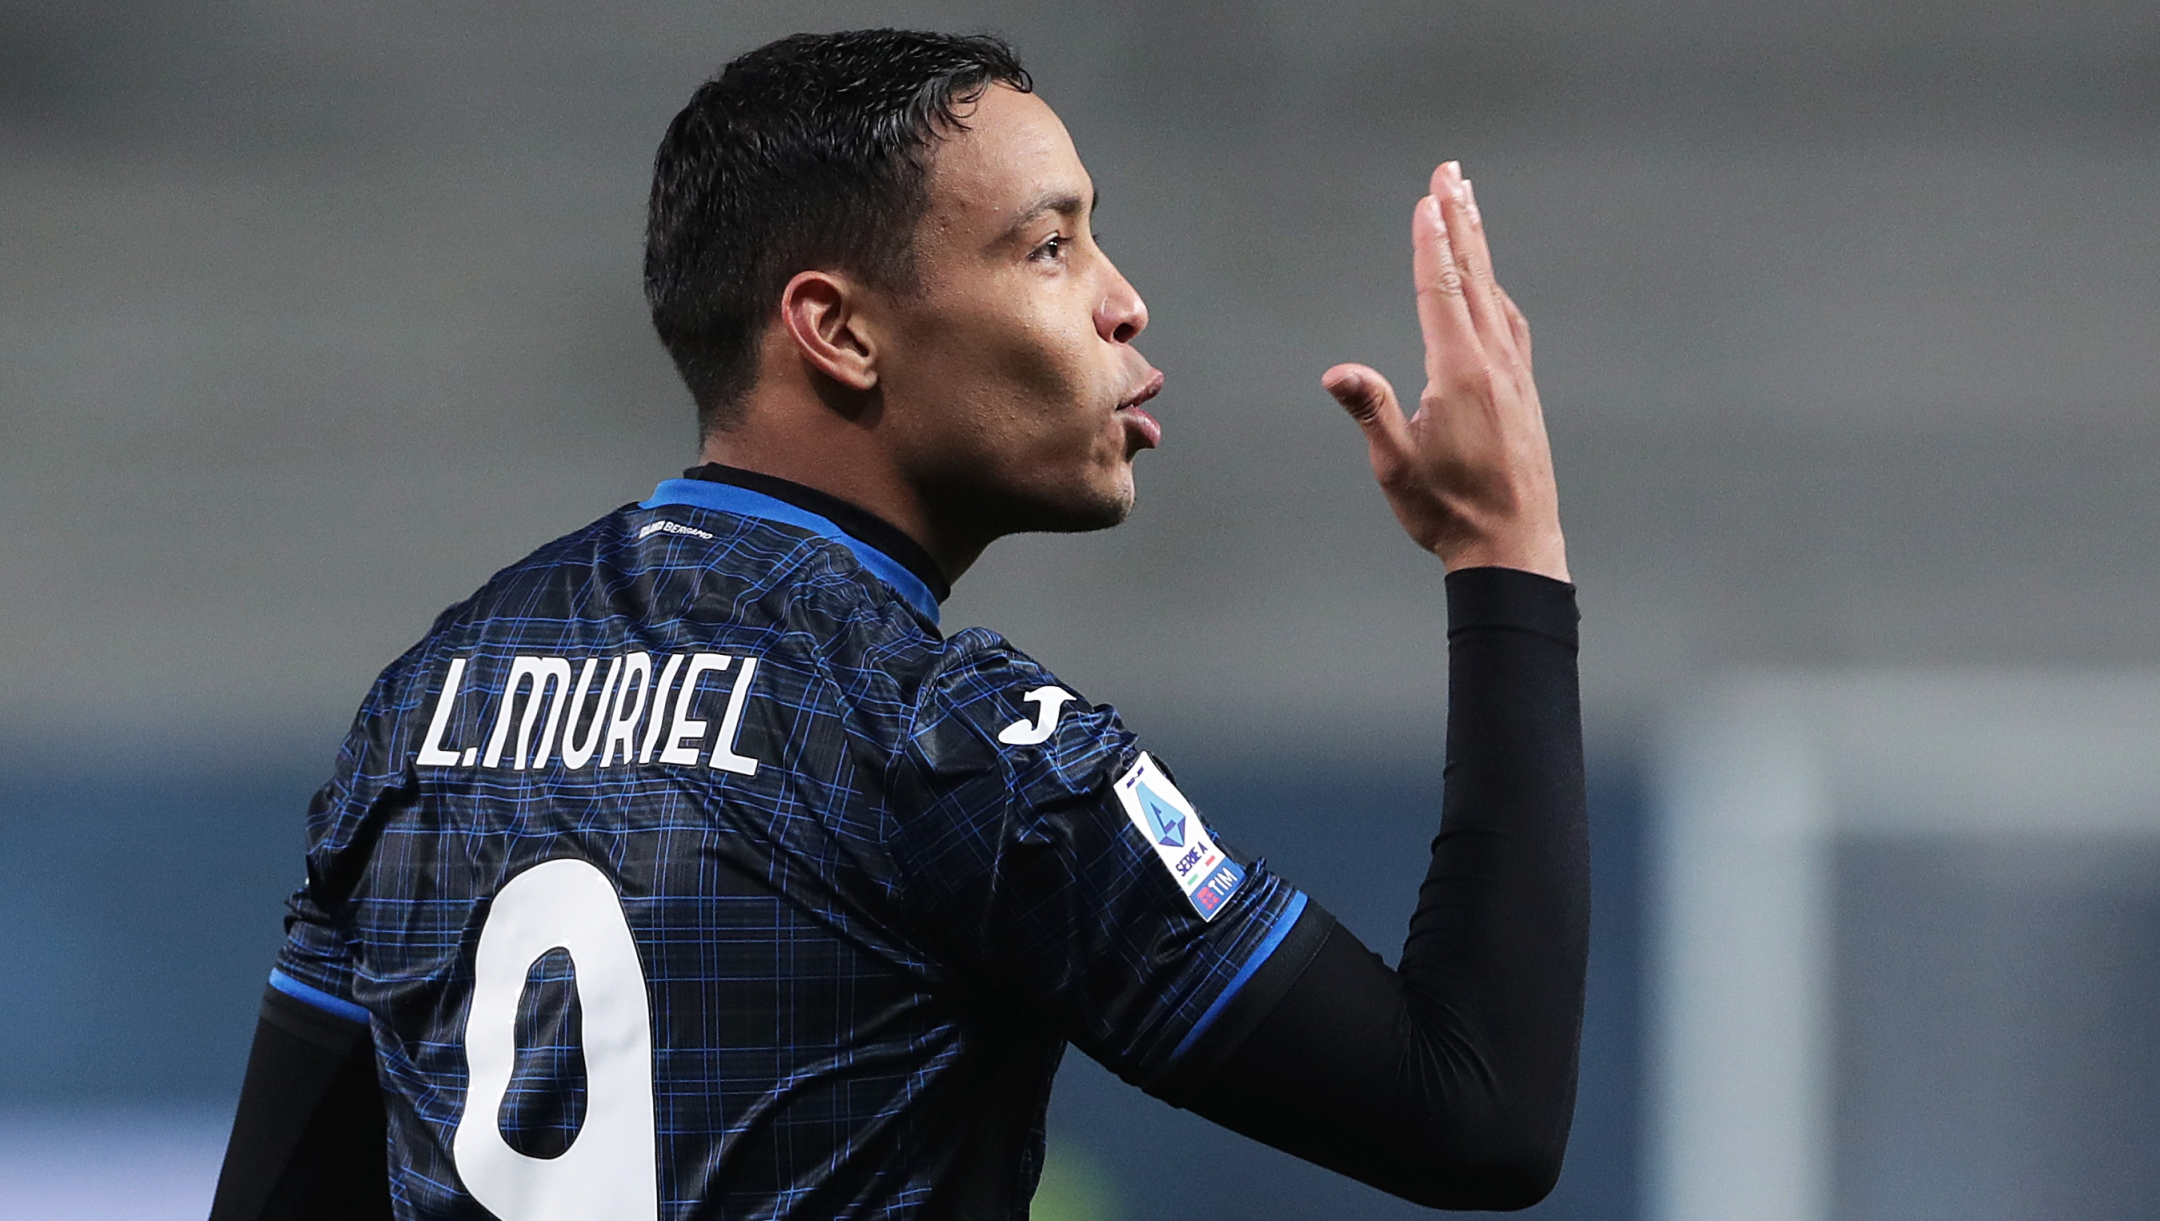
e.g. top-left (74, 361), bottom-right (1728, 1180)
top-left (3, 1), bottom-right (2155, 1217)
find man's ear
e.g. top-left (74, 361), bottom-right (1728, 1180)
top-left (778, 270), bottom-right (878, 392)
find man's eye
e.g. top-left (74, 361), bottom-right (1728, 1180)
top-left (1031, 234), bottom-right (1067, 261)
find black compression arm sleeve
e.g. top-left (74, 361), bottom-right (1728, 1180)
top-left (210, 986), bottom-right (394, 1221)
top-left (1166, 566), bottom-right (1589, 1210)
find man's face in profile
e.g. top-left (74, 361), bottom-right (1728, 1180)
top-left (868, 84), bottom-right (1163, 535)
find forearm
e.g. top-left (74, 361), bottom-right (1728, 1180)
top-left (1404, 564), bottom-right (1588, 1186)
top-left (210, 986), bottom-right (393, 1221)
top-left (1169, 567), bottom-right (1587, 1209)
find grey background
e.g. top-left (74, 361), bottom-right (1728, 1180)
top-left (3, 2), bottom-right (2155, 1217)
top-left (9, 0), bottom-right (2157, 750)
top-left (1836, 836), bottom-right (2160, 1221)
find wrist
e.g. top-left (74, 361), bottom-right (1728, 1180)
top-left (1436, 529), bottom-right (1569, 583)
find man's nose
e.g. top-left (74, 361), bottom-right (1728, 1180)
top-left (1095, 268), bottom-right (1148, 346)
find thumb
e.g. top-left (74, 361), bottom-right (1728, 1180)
top-left (1323, 362), bottom-right (1413, 476)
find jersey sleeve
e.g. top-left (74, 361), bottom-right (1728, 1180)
top-left (886, 630), bottom-right (1328, 1089)
top-left (269, 737), bottom-right (371, 1026)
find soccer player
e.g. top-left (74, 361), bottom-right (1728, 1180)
top-left (211, 29), bottom-right (1585, 1221)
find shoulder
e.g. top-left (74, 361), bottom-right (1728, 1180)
top-left (389, 502), bottom-right (936, 671)
top-left (903, 629), bottom-right (1136, 807)
top-left (360, 502), bottom-right (958, 756)
top-left (909, 628), bottom-right (1074, 733)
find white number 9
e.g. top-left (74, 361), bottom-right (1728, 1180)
top-left (452, 857), bottom-right (658, 1220)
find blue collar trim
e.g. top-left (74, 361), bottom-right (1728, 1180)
top-left (643, 478), bottom-right (941, 624)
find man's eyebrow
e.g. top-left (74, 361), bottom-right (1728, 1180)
top-left (999, 188), bottom-right (1100, 241)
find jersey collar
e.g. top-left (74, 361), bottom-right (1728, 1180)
top-left (643, 464), bottom-right (947, 624)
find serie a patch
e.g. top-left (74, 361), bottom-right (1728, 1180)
top-left (1113, 752), bottom-right (1246, 921)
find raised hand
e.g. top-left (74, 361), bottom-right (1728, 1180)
top-left (1324, 161), bottom-right (1568, 582)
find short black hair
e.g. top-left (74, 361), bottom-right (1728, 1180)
top-left (644, 29), bottom-right (1032, 437)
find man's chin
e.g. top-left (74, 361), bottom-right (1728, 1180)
top-left (999, 475), bottom-right (1135, 536)
top-left (1019, 486), bottom-right (1132, 534)
top-left (1040, 499), bottom-right (1131, 534)
top-left (933, 463), bottom-right (1137, 542)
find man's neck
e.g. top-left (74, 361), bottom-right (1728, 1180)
top-left (699, 427), bottom-right (987, 584)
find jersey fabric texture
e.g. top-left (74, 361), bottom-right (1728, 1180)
top-left (272, 466), bottom-right (1311, 1220)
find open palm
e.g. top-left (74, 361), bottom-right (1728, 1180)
top-left (1324, 161), bottom-right (1567, 583)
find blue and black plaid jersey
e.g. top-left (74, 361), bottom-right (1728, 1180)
top-left (270, 465), bottom-right (1316, 1220)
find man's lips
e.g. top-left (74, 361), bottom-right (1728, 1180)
top-left (1116, 370), bottom-right (1166, 449)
